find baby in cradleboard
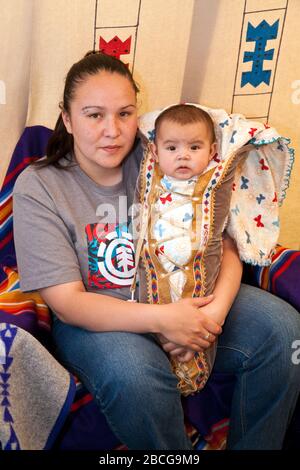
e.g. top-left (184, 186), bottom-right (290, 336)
top-left (132, 103), bottom-right (243, 395)
top-left (132, 102), bottom-right (293, 396)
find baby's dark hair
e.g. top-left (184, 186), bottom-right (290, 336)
top-left (154, 104), bottom-right (216, 143)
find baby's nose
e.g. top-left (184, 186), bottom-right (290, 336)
top-left (178, 148), bottom-right (190, 159)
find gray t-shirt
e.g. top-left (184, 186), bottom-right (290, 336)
top-left (13, 139), bottom-right (143, 301)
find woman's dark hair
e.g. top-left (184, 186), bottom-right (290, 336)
top-left (36, 51), bottom-right (139, 168)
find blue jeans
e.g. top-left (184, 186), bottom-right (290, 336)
top-left (52, 284), bottom-right (300, 450)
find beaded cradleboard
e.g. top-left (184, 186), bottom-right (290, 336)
top-left (131, 104), bottom-right (294, 396)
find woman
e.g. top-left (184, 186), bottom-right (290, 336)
top-left (13, 51), bottom-right (300, 450)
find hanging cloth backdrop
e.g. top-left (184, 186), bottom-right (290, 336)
top-left (0, 0), bottom-right (299, 250)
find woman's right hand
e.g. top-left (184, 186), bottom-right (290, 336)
top-left (156, 296), bottom-right (222, 351)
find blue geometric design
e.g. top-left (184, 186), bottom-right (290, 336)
top-left (0, 324), bottom-right (20, 450)
top-left (259, 250), bottom-right (266, 259)
top-left (161, 176), bottom-right (172, 190)
top-left (241, 20), bottom-right (279, 88)
top-left (231, 204), bottom-right (240, 216)
top-left (0, 324), bottom-right (17, 356)
top-left (230, 130), bottom-right (237, 143)
top-left (4, 407), bottom-right (13, 422)
top-left (156, 224), bottom-right (165, 238)
top-left (1, 386), bottom-right (9, 396)
top-left (0, 373), bottom-right (11, 382)
top-left (4, 426), bottom-right (20, 450)
top-left (277, 142), bottom-right (284, 151)
top-left (147, 129), bottom-right (155, 141)
top-left (256, 194), bottom-right (266, 204)
top-left (219, 119), bottom-right (229, 128)
top-left (240, 176), bottom-right (249, 189)
top-left (183, 212), bottom-right (193, 222)
top-left (1, 397), bottom-right (10, 406)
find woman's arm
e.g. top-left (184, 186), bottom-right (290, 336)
top-left (40, 282), bottom-right (221, 350)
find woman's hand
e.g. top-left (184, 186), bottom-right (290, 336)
top-left (156, 295), bottom-right (223, 361)
top-left (158, 298), bottom-right (226, 362)
top-left (156, 296), bottom-right (222, 351)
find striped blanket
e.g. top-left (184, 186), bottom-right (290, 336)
top-left (243, 245), bottom-right (300, 313)
top-left (1, 125), bottom-right (299, 449)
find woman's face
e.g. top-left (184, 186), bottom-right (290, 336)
top-left (62, 71), bottom-right (138, 183)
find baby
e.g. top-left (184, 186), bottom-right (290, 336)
top-left (133, 104), bottom-right (230, 395)
top-left (150, 104), bottom-right (217, 303)
top-left (133, 102), bottom-right (293, 395)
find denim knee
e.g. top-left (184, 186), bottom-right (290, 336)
top-left (217, 285), bottom-right (300, 383)
top-left (253, 294), bottom-right (300, 386)
top-left (90, 334), bottom-right (189, 449)
top-left (93, 335), bottom-right (179, 414)
top-left (273, 302), bottom-right (300, 386)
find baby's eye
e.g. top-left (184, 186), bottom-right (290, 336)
top-left (191, 145), bottom-right (201, 150)
top-left (167, 145), bottom-right (176, 151)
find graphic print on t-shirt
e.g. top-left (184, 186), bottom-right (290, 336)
top-left (86, 223), bottom-right (135, 289)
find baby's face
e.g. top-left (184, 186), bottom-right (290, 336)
top-left (153, 120), bottom-right (216, 180)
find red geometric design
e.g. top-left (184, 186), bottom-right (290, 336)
top-left (254, 214), bottom-right (264, 227)
top-left (160, 193), bottom-right (172, 205)
top-left (99, 36), bottom-right (131, 63)
top-left (259, 158), bottom-right (269, 170)
top-left (155, 245), bottom-right (164, 257)
top-left (248, 127), bottom-right (257, 137)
